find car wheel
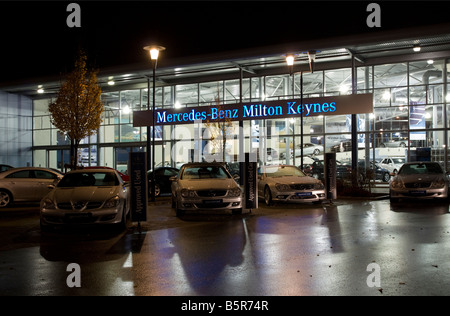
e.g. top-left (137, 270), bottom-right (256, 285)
top-left (313, 149), bottom-right (320, 155)
top-left (149, 184), bottom-right (161, 197)
top-left (0, 190), bottom-right (12, 208)
top-left (389, 191), bottom-right (399, 203)
top-left (232, 208), bottom-right (242, 215)
top-left (399, 142), bottom-right (406, 147)
top-left (383, 172), bottom-right (390, 182)
top-left (40, 218), bottom-right (53, 233)
top-left (118, 204), bottom-right (130, 231)
top-left (264, 186), bottom-right (273, 206)
top-left (175, 201), bottom-right (184, 217)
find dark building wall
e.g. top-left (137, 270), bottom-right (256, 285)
top-left (0, 91), bottom-right (33, 167)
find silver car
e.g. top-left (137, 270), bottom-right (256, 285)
top-left (258, 164), bottom-right (326, 206)
top-left (293, 143), bottom-right (323, 157)
top-left (171, 162), bottom-right (242, 216)
top-left (40, 168), bottom-right (130, 230)
top-left (389, 161), bottom-right (450, 202)
top-left (0, 167), bottom-right (64, 207)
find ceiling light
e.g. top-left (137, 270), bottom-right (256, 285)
top-left (37, 88), bottom-right (44, 94)
top-left (285, 55), bottom-right (294, 66)
top-left (427, 59), bottom-right (434, 65)
top-left (108, 80), bottom-right (115, 85)
top-left (413, 45), bottom-right (421, 52)
top-left (122, 106), bottom-right (131, 114)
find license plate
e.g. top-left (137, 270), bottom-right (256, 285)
top-left (296, 192), bottom-right (312, 197)
top-left (66, 213), bottom-right (91, 220)
top-left (409, 190), bottom-right (426, 195)
top-left (203, 199), bottom-right (223, 204)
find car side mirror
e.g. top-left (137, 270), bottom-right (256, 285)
top-left (169, 176), bottom-right (177, 181)
top-left (232, 174), bottom-right (240, 182)
top-left (47, 184), bottom-right (55, 189)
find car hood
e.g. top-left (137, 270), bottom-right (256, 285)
top-left (178, 178), bottom-right (239, 190)
top-left (47, 186), bottom-right (120, 202)
top-left (396, 174), bottom-right (445, 183)
top-left (264, 176), bottom-right (321, 184)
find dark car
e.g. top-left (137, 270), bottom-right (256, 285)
top-left (148, 167), bottom-right (180, 197)
top-left (223, 162), bottom-right (241, 178)
top-left (358, 160), bottom-right (391, 182)
top-left (0, 164), bottom-right (13, 173)
top-left (330, 140), bottom-right (352, 153)
top-left (309, 159), bottom-right (352, 180)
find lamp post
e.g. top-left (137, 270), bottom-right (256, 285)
top-left (285, 54), bottom-right (303, 169)
top-left (144, 45), bottom-right (165, 202)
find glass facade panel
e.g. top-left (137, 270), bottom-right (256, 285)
top-left (29, 57), bottom-right (450, 177)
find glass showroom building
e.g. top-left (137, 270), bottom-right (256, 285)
top-left (1, 23), bottom-right (450, 183)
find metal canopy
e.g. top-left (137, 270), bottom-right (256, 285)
top-left (2, 23), bottom-right (450, 98)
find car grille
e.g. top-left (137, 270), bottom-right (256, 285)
top-left (290, 184), bottom-right (315, 190)
top-left (404, 182), bottom-right (431, 189)
top-left (57, 201), bottom-right (103, 210)
top-left (195, 202), bottom-right (230, 208)
top-left (196, 190), bottom-right (227, 197)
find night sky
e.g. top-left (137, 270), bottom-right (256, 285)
top-left (1, 1), bottom-right (448, 84)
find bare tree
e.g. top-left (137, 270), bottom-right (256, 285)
top-left (205, 89), bottom-right (234, 162)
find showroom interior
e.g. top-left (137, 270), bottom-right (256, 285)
top-left (1, 23), bottom-right (450, 185)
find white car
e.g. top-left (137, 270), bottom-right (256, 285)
top-left (257, 164), bottom-right (326, 205)
top-left (171, 162), bottom-right (242, 216)
top-left (378, 157), bottom-right (406, 174)
top-left (293, 143), bottom-right (323, 157)
top-left (40, 168), bottom-right (130, 231)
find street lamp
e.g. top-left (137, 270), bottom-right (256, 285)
top-left (285, 54), bottom-right (304, 169)
top-left (144, 45), bottom-right (165, 202)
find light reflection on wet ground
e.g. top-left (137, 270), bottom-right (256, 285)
top-left (1, 198), bottom-right (449, 295)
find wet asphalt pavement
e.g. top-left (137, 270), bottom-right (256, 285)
top-left (1, 196), bottom-right (450, 297)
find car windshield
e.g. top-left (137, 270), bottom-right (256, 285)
top-left (57, 172), bottom-right (119, 187)
top-left (262, 165), bottom-right (306, 178)
top-left (181, 166), bottom-right (230, 180)
top-left (398, 163), bottom-right (443, 175)
top-left (392, 158), bottom-right (405, 164)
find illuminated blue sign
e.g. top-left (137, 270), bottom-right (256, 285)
top-left (133, 94), bottom-right (372, 127)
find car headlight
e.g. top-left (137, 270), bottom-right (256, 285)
top-left (390, 180), bottom-right (404, 189)
top-left (431, 179), bottom-right (446, 188)
top-left (228, 188), bottom-right (242, 197)
top-left (314, 182), bottom-right (325, 190)
top-left (103, 196), bottom-right (120, 208)
top-left (275, 184), bottom-right (290, 191)
top-left (42, 198), bottom-right (56, 209)
top-left (181, 189), bottom-right (195, 198)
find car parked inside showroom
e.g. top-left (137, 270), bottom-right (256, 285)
top-left (293, 143), bottom-right (323, 157)
top-left (380, 137), bottom-right (408, 148)
top-left (0, 167), bottom-right (64, 208)
top-left (389, 161), bottom-right (450, 202)
top-left (171, 162), bottom-right (242, 216)
top-left (40, 168), bottom-right (130, 231)
top-left (257, 164), bottom-right (326, 206)
top-left (379, 156), bottom-right (406, 174)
